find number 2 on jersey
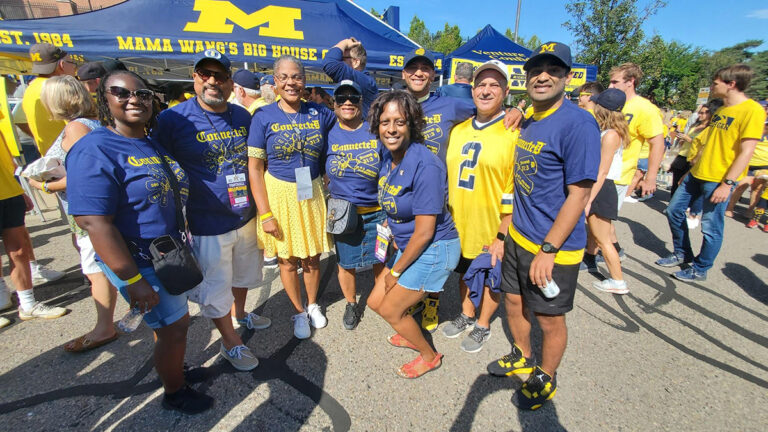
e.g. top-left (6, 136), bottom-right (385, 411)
top-left (458, 141), bottom-right (482, 190)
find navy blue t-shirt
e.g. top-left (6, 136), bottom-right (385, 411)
top-left (153, 98), bottom-right (253, 236)
top-left (512, 99), bottom-right (600, 252)
top-left (378, 143), bottom-right (458, 251)
top-left (247, 101), bottom-right (336, 182)
top-left (325, 121), bottom-right (382, 207)
top-left (66, 128), bottom-right (189, 266)
top-left (322, 47), bottom-right (378, 118)
top-left (421, 93), bottom-right (476, 162)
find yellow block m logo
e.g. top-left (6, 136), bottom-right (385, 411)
top-left (539, 43), bottom-right (556, 53)
top-left (184, 0), bottom-right (304, 39)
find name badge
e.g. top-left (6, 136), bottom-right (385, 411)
top-left (226, 173), bottom-right (249, 209)
top-left (375, 223), bottom-right (391, 263)
top-left (295, 166), bottom-right (313, 201)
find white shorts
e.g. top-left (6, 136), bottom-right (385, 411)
top-left (615, 183), bottom-right (629, 212)
top-left (188, 218), bottom-right (263, 319)
top-left (76, 235), bottom-right (102, 275)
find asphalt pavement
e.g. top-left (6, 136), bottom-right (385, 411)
top-left (1, 187), bottom-right (766, 431)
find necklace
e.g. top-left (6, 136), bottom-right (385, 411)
top-left (278, 100), bottom-right (306, 166)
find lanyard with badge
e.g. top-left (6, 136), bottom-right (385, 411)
top-left (280, 101), bottom-right (313, 201)
top-left (202, 106), bottom-right (250, 210)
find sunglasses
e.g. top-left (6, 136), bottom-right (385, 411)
top-left (195, 68), bottom-right (230, 82)
top-left (334, 94), bottom-right (361, 105)
top-left (107, 86), bottom-right (154, 103)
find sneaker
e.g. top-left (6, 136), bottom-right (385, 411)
top-left (263, 256), bottom-right (278, 269)
top-left (596, 248), bottom-right (625, 263)
top-left (406, 300), bottom-right (425, 316)
top-left (746, 220), bottom-right (759, 229)
top-left (342, 302), bottom-right (360, 330)
top-left (687, 217), bottom-right (700, 229)
top-left (220, 344), bottom-right (259, 371)
top-left (421, 297), bottom-right (439, 333)
top-left (579, 260), bottom-right (598, 272)
top-left (511, 366), bottom-right (557, 411)
top-left (637, 193), bottom-right (653, 202)
top-left (0, 317), bottom-right (10, 329)
top-left (233, 312), bottom-right (272, 330)
top-left (673, 267), bottom-right (707, 283)
top-left (0, 287), bottom-right (12, 311)
top-left (762, 224), bottom-right (768, 233)
top-left (30, 264), bottom-right (65, 285)
top-left (592, 278), bottom-right (629, 295)
top-left (292, 312), bottom-right (311, 339)
top-left (461, 325), bottom-right (491, 353)
top-left (655, 253), bottom-right (689, 267)
top-left (442, 313), bottom-right (476, 338)
top-left (623, 196), bottom-right (638, 204)
top-left (306, 303), bottom-right (327, 329)
top-left (162, 384), bottom-right (214, 414)
top-left (487, 343), bottom-right (535, 377)
top-left (18, 302), bottom-right (67, 320)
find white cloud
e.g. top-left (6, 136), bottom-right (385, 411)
top-left (747, 9), bottom-right (768, 19)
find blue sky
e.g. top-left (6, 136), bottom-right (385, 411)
top-left (355, 0), bottom-right (768, 52)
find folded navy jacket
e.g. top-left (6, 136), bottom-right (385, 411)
top-left (462, 253), bottom-right (503, 308)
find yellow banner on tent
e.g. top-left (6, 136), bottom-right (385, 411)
top-left (449, 57), bottom-right (588, 92)
top-left (0, 77), bottom-right (20, 157)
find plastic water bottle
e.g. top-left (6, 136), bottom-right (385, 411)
top-left (540, 279), bottom-right (560, 299)
top-left (117, 308), bottom-right (145, 333)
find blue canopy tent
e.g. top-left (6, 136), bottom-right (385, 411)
top-left (0, 0), bottom-right (442, 84)
top-left (445, 25), bottom-right (597, 92)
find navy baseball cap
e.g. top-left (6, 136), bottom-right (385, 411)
top-left (233, 69), bottom-right (259, 90)
top-left (77, 62), bottom-right (106, 81)
top-left (403, 47), bottom-right (435, 70)
top-left (260, 74), bottom-right (275, 86)
top-left (334, 79), bottom-right (362, 96)
top-left (590, 88), bottom-right (626, 112)
top-left (524, 42), bottom-right (572, 71)
top-left (194, 49), bottom-right (231, 71)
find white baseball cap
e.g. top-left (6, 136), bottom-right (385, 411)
top-left (472, 59), bottom-right (509, 82)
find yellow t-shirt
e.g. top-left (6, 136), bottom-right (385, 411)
top-left (686, 127), bottom-right (712, 163)
top-left (748, 133), bottom-right (768, 166)
top-left (446, 115), bottom-right (518, 259)
top-left (248, 98), bottom-right (270, 115)
top-left (1, 128), bottom-right (23, 201)
top-left (618, 96), bottom-right (663, 185)
top-left (691, 99), bottom-right (767, 182)
top-left (673, 117), bottom-right (688, 133)
top-left (21, 77), bottom-right (66, 156)
top-left (678, 128), bottom-right (703, 158)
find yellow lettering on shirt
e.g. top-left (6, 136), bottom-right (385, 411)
top-left (269, 120), bottom-right (320, 133)
top-left (195, 127), bottom-right (248, 143)
top-left (330, 140), bottom-right (377, 152)
top-left (516, 138), bottom-right (546, 154)
top-left (424, 114), bottom-right (443, 124)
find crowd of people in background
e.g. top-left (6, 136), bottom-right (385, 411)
top-left (1, 35), bottom-right (766, 415)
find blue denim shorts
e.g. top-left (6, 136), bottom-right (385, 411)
top-left (334, 210), bottom-right (386, 269)
top-left (394, 237), bottom-right (461, 293)
top-left (97, 263), bottom-right (189, 329)
top-left (637, 158), bottom-right (649, 172)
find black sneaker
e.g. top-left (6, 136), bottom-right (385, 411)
top-left (342, 302), bottom-right (360, 330)
top-left (162, 384), bottom-right (214, 414)
top-left (511, 366), bottom-right (557, 411)
top-left (487, 343), bottom-right (535, 377)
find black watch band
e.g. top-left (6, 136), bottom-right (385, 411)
top-left (541, 242), bottom-right (559, 254)
top-left (723, 179), bottom-right (735, 186)
top-left (496, 232), bottom-right (506, 241)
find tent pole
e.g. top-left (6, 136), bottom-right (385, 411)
top-left (514, 0), bottom-right (522, 43)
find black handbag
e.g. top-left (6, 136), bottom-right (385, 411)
top-left (149, 152), bottom-right (203, 295)
top-left (326, 197), bottom-right (358, 235)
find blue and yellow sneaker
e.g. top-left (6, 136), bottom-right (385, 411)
top-left (486, 343), bottom-right (535, 377)
top-left (421, 297), bottom-right (440, 333)
top-left (511, 366), bottom-right (557, 411)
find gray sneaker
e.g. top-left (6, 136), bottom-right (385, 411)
top-left (442, 313), bottom-right (476, 338)
top-left (18, 302), bottom-right (67, 320)
top-left (460, 325), bottom-right (491, 353)
top-left (233, 312), bottom-right (272, 330)
top-left (220, 344), bottom-right (259, 371)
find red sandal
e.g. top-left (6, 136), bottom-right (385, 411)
top-left (396, 353), bottom-right (443, 379)
top-left (387, 333), bottom-right (418, 351)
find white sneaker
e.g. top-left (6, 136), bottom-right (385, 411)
top-left (263, 256), bottom-right (278, 270)
top-left (623, 196), bottom-right (638, 203)
top-left (292, 312), bottom-right (311, 339)
top-left (0, 317), bottom-right (10, 329)
top-left (686, 217), bottom-right (700, 229)
top-left (592, 279), bottom-right (629, 295)
top-left (30, 264), bottom-right (65, 285)
top-left (306, 303), bottom-right (327, 329)
top-left (18, 302), bottom-right (68, 320)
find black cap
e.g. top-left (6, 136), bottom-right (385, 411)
top-left (77, 62), bottom-right (106, 81)
top-left (102, 59), bottom-right (127, 72)
top-left (403, 48), bottom-right (435, 70)
top-left (590, 88), bottom-right (626, 112)
top-left (524, 42), bottom-right (572, 71)
top-left (232, 69), bottom-right (259, 90)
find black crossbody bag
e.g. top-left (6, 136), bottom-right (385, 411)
top-left (326, 197), bottom-right (359, 235)
top-left (149, 153), bottom-right (203, 295)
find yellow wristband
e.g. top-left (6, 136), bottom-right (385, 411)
top-left (124, 273), bottom-right (143, 285)
top-left (390, 269), bottom-right (401, 278)
top-left (259, 211), bottom-right (273, 221)
top-left (41, 181), bottom-right (50, 194)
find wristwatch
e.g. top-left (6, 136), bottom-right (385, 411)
top-left (496, 232), bottom-right (506, 241)
top-left (541, 242), bottom-right (559, 254)
top-left (723, 179), bottom-right (735, 186)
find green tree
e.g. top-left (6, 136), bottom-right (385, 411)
top-left (369, 8), bottom-right (380, 18)
top-left (407, 15), bottom-right (434, 50)
top-left (433, 23), bottom-right (462, 54)
top-left (523, 35), bottom-right (542, 51)
top-left (748, 50), bottom-right (768, 100)
top-left (563, 0), bottom-right (665, 82)
top-left (633, 35), bottom-right (704, 109)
